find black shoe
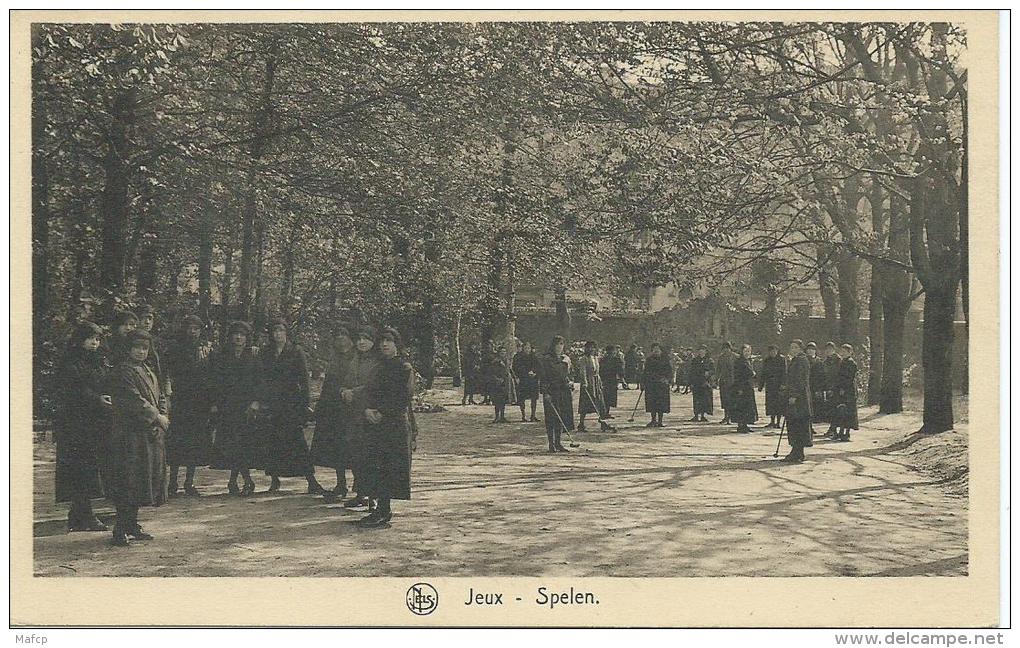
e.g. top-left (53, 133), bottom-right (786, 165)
top-left (167, 482), bottom-right (179, 498)
top-left (73, 516), bottom-right (108, 532)
top-left (356, 511), bottom-right (383, 526)
top-left (111, 530), bottom-right (131, 547)
top-left (780, 451), bottom-right (798, 463)
top-left (184, 484), bottom-right (200, 497)
top-left (344, 496), bottom-right (370, 510)
top-left (645, 421), bottom-right (656, 427)
top-left (364, 510), bottom-right (392, 527)
top-left (530, 416), bottom-right (540, 422)
top-left (128, 527), bottom-right (154, 541)
top-left (241, 480), bottom-right (256, 496)
top-left (268, 477), bottom-right (281, 492)
top-left (688, 416), bottom-right (699, 422)
top-left (555, 444), bottom-right (569, 453)
top-left (227, 481), bottom-right (240, 495)
top-left (323, 485), bottom-right (347, 503)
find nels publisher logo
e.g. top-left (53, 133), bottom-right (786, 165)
top-left (406, 583), bottom-right (439, 616)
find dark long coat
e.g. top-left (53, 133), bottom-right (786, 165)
top-left (361, 356), bottom-right (414, 500)
top-left (482, 355), bottom-right (511, 407)
top-left (833, 357), bottom-right (860, 430)
top-left (783, 352), bottom-right (814, 447)
top-left (340, 350), bottom-right (381, 491)
top-left (462, 348), bottom-right (483, 396)
top-left (540, 352), bottom-right (574, 434)
top-left (809, 355), bottom-right (829, 423)
top-left (578, 354), bottom-right (606, 415)
top-left (759, 354), bottom-right (788, 416)
top-left (101, 360), bottom-right (168, 507)
top-left (624, 349), bottom-right (640, 384)
top-left (643, 354), bottom-right (673, 414)
top-left (599, 353), bottom-right (624, 408)
top-left (512, 351), bottom-right (541, 402)
top-left (54, 349), bottom-right (108, 503)
top-left (729, 356), bottom-right (759, 424)
top-left (259, 342), bottom-right (314, 477)
top-left (310, 352), bottom-right (351, 469)
top-left (164, 340), bottom-right (213, 466)
top-left (689, 355), bottom-right (715, 415)
top-left (209, 347), bottom-right (262, 470)
top-left (716, 350), bottom-right (736, 411)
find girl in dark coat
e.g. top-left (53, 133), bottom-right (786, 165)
top-left (103, 330), bottom-right (169, 546)
top-left (577, 341), bottom-right (606, 431)
top-left (358, 327), bottom-right (415, 528)
top-left (55, 321), bottom-right (110, 532)
top-left (340, 325), bottom-right (382, 510)
top-left (311, 322), bottom-right (355, 500)
top-left (642, 343), bottom-right (672, 427)
top-left (623, 344), bottom-right (640, 388)
top-left (599, 345), bottom-right (623, 413)
top-left (540, 336), bottom-right (573, 453)
top-left (729, 344), bottom-right (759, 433)
top-left (512, 342), bottom-right (541, 422)
top-left (483, 350), bottom-right (511, 424)
top-left (209, 321), bottom-right (261, 495)
top-left (259, 318), bottom-right (324, 494)
top-left (833, 344), bottom-right (860, 441)
top-left (461, 343), bottom-right (482, 406)
top-left (165, 315), bottom-right (213, 496)
top-left (105, 310), bottom-right (138, 366)
top-left (758, 345), bottom-right (787, 428)
top-left (688, 346), bottom-right (715, 422)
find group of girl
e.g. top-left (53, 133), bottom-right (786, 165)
top-left (53, 310), bottom-right (416, 547)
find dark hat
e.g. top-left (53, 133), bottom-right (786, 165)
top-left (767, 344), bottom-right (778, 351)
top-left (136, 304), bottom-right (155, 318)
top-left (378, 325), bottom-right (402, 349)
top-left (332, 320), bottom-right (354, 339)
top-left (69, 321), bottom-right (104, 350)
top-left (722, 341), bottom-right (733, 350)
top-left (227, 320), bottom-right (252, 336)
top-left (181, 314), bottom-right (204, 329)
top-left (112, 310), bottom-right (138, 327)
top-left (805, 341), bottom-right (817, 349)
top-left (355, 324), bottom-right (377, 341)
top-left (584, 340), bottom-right (597, 350)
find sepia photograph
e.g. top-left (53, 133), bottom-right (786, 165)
top-left (10, 9), bottom-right (1003, 629)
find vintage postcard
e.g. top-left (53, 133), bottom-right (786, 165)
top-left (9, 9), bottom-right (1002, 628)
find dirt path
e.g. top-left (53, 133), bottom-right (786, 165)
top-left (32, 382), bottom-right (967, 577)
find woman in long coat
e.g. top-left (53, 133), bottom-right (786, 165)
top-left (461, 342), bottom-right (482, 406)
top-left (642, 343), bottom-right (672, 427)
top-left (539, 336), bottom-right (573, 453)
top-left (688, 346), bottom-right (715, 422)
top-left (758, 345), bottom-right (787, 428)
top-left (833, 344), bottom-right (860, 441)
top-left (482, 350), bottom-right (510, 424)
top-left (623, 344), bottom-right (640, 388)
top-left (358, 327), bottom-right (415, 528)
top-left (310, 323), bottom-right (354, 500)
top-left (782, 339), bottom-right (814, 463)
top-left (577, 341), bottom-right (607, 431)
top-left (259, 318), bottom-right (324, 494)
top-left (339, 325), bottom-right (381, 510)
top-left (512, 341), bottom-right (541, 422)
top-left (55, 321), bottom-right (110, 532)
top-left (209, 321), bottom-right (261, 495)
top-left (599, 345), bottom-right (624, 415)
top-left (729, 344), bottom-right (759, 433)
top-left (164, 315), bottom-right (213, 496)
top-left (102, 330), bottom-right (169, 546)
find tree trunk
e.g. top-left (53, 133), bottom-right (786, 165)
top-left (879, 298), bottom-right (907, 414)
top-left (817, 247), bottom-right (839, 336)
top-left (554, 284), bottom-right (571, 340)
top-left (481, 239), bottom-right (504, 343)
top-left (237, 167), bottom-right (258, 321)
top-left (99, 91), bottom-right (135, 298)
top-left (920, 284), bottom-right (957, 432)
top-left (31, 78), bottom-right (50, 340)
top-left (867, 267), bottom-right (884, 406)
top-left (197, 193), bottom-right (214, 323)
top-left (836, 252), bottom-right (861, 341)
